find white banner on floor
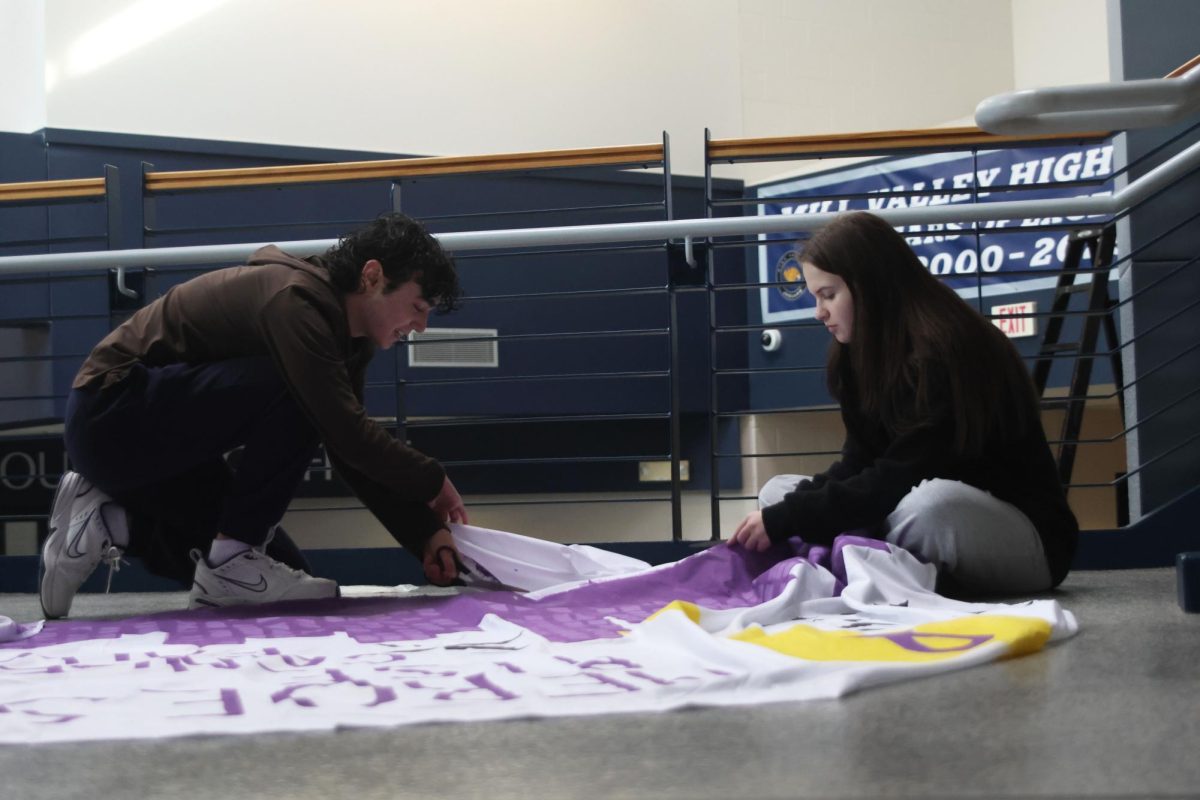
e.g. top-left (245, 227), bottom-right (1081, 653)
top-left (0, 531), bottom-right (1077, 744)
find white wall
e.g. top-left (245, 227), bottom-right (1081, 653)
top-left (0, 0), bottom-right (46, 134)
top-left (23, 0), bottom-right (1112, 179)
top-left (734, 0), bottom-right (1016, 183)
top-left (734, 0), bottom-right (1111, 185)
top-left (1011, 0), bottom-right (1110, 90)
top-left (40, 0), bottom-right (743, 176)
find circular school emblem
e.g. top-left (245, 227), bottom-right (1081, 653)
top-left (775, 249), bottom-right (806, 301)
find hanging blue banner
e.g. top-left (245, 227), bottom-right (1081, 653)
top-left (754, 142), bottom-right (1115, 323)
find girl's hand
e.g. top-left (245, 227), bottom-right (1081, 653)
top-left (728, 510), bottom-right (773, 551)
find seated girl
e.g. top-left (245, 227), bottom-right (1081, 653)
top-left (728, 212), bottom-right (1078, 596)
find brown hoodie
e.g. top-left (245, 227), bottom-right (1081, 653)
top-left (74, 245), bottom-right (447, 553)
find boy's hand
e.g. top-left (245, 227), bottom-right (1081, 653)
top-left (422, 528), bottom-right (460, 585)
top-left (430, 476), bottom-right (468, 525)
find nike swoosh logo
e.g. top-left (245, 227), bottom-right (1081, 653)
top-left (218, 574), bottom-right (269, 592)
top-left (64, 510), bottom-right (98, 559)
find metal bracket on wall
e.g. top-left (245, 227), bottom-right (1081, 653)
top-left (113, 267), bottom-right (138, 300)
top-left (667, 238), bottom-right (707, 286)
top-left (108, 266), bottom-right (146, 313)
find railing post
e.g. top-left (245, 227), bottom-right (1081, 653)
top-left (393, 345), bottom-right (408, 451)
top-left (704, 128), bottom-right (722, 542)
top-left (663, 131), bottom-right (683, 542)
top-left (108, 164), bottom-right (139, 320)
top-left (104, 164), bottom-right (121, 251)
top-left (140, 162), bottom-right (155, 249)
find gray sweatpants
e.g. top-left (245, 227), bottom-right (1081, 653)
top-left (759, 475), bottom-right (1053, 596)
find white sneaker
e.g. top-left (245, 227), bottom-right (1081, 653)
top-left (39, 471), bottom-right (128, 619)
top-left (187, 548), bottom-right (339, 609)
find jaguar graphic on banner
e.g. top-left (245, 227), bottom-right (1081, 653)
top-left (755, 142), bottom-right (1116, 323)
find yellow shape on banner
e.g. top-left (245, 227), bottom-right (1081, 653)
top-left (645, 600), bottom-right (703, 625)
top-left (731, 615), bottom-right (1052, 663)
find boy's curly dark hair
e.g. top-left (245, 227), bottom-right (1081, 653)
top-left (320, 213), bottom-right (461, 312)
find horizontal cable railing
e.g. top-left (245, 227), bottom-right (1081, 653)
top-left (1, 141), bottom-right (688, 547)
top-left (701, 56), bottom-right (1199, 539)
top-left (0, 170), bottom-right (122, 468)
top-left (0, 164), bottom-right (1193, 272)
top-left (0, 170), bottom-right (117, 250)
top-left (0, 118), bottom-right (1187, 271)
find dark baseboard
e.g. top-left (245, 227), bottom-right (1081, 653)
top-left (0, 540), bottom-right (713, 596)
top-left (3, 491), bottom-right (1196, 596)
top-left (1072, 485), bottom-right (1200, 569)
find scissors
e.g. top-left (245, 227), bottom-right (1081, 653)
top-left (435, 546), bottom-right (520, 592)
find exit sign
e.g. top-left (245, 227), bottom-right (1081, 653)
top-left (991, 301), bottom-right (1037, 338)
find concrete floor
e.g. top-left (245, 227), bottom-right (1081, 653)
top-left (1, 566), bottom-right (1198, 800)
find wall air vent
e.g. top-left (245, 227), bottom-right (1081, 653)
top-left (407, 328), bottom-right (499, 368)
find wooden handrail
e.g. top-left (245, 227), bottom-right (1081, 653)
top-left (1166, 53), bottom-right (1200, 78)
top-left (721, 55), bottom-right (1196, 162)
top-left (0, 176), bottom-right (107, 204)
top-left (144, 143), bottom-right (666, 193)
top-left (707, 126), bottom-right (1108, 162)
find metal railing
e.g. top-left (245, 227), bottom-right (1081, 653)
top-left (0, 140), bottom-right (690, 549)
top-left (0, 166), bottom-right (123, 432)
top-left (0, 61), bottom-right (1196, 552)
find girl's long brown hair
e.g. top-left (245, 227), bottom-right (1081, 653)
top-left (802, 212), bottom-right (1039, 455)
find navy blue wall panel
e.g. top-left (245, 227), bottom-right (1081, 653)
top-left (1, 132), bottom-right (55, 426)
top-left (0, 131), bottom-right (45, 181)
top-left (44, 130), bottom-right (393, 249)
top-left (1118, 0), bottom-right (1200, 515)
top-left (0, 131), bottom-right (50, 253)
top-left (0, 128), bottom-right (745, 497)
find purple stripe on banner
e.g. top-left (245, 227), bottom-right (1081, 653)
top-left (7, 535), bottom-right (889, 651)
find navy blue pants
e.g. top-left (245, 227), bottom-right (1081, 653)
top-left (65, 357), bottom-right (319, 586)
